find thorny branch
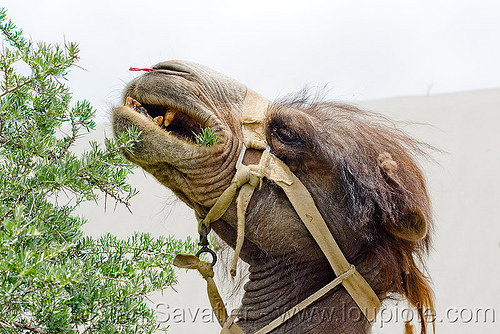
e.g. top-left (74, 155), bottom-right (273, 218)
top-left (47, 110), bottom-right (79, 160)
top-left (79, 173), bottom-right (132, 208)
top-left (0, 60), bottom-right (72, 99)
top-left (0, 73), bottom-right (42, 98)
top-left (0, 319), bottom-right (47, 334)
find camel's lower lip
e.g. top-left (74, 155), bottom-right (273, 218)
top-left (125, 97), bottom-right (217, 145)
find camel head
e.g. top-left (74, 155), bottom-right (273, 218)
top-left (112, 60), bottom-right (434, 334)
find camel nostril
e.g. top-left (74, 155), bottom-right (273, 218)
top-left (152, 62), bottom-right (192, 75)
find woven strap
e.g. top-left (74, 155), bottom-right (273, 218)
top-left (173, 254), bottom-right (229, 327)
top-left (188, 88), bottom-right (380, 333)
top-left (219, 150), bottom-right (381, 333)
top-left (240, 90), bottom-right (268, 150)
top-left (254, 265), bottom-right (356, 334)
top-left (257, 151), bottom-right (381, 324)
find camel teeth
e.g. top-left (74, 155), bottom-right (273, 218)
top-left (153, 116), bottom-right (163, 126)
top-left (125, 97), bottom-right (149, 116)
top-left (133, 101), bottom-right (148, 115)
top-left (163, 110), bottom-right (176, 127)
top-left (125, 97), bottom-right (134, 108)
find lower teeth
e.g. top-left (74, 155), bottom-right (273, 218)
top-left (153, 116), bottom-right (163, 126)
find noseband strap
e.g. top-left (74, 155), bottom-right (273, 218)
top-left (177, 89), bottom-right (381, 334)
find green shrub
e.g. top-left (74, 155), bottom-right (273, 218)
top-left (0, 8), bottom-right (197, 333)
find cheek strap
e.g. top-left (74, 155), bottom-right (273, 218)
top-left (175, 89), bottom-right (381, 334)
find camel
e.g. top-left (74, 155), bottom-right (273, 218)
top-left (112, 60), bottom-right (434, 334)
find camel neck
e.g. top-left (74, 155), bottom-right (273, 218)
top-left (235, 255), bottom-right (371, 334)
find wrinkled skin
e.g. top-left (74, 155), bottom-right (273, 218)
top-left (112, 60), bottom-right (433, 334)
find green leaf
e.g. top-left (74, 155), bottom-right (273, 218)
top-left (0, 9), bottom-right (198, 332)
top-left (194, 126), bottom-right (220, 146)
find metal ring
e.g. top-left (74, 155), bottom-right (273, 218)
top-left (196, 247), bottom-right (217, 266)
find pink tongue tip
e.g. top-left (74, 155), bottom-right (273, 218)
top-left (129, 67), bottom-right (156, 72)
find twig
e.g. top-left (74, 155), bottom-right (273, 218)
top-left (0, 62), bottom-right (68, 99)
top-left (0, 73), bottom-right (41, 98)
top-left (79, 173), bottom-right (131, 207)
top-left (0, 319), bottom-right (47, 334)
top-left (0, 136), bottom-right (23, 149)
top-left (0, 187), bottom-right (32, 221)
top-left (47, 111), bottom-right (79, 160)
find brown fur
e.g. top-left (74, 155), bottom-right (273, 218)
top-left (112, 61), bottom-right (435, 334)
top-left (273, 90), bottom-right (435, 333)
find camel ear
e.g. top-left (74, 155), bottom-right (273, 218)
top-left (377, 152), bottom-right (428, 242)
top-left (383, 207), bottom-right (428, 242)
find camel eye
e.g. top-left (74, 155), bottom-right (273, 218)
top-left (272, 126), bottom-right (303, 146)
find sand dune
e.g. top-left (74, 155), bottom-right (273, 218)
top-left (77, 88), bottom-right (500, 333)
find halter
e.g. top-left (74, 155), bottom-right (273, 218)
top-left (173, 89), bottom-right (381, 334)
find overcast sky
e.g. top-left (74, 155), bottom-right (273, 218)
top-left (3, 0), bottom-right (499, 120)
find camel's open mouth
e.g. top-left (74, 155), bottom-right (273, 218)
top-left (125, 97), bottom-right (215, 145)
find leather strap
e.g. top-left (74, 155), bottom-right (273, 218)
top-left (256, 150), bottom-right (381, 324)
top-left (254, 264), bottom-right (356, 334)
top-left (233, 90), bottom-right (381, 327)
top-left (173, 254), bottom-right (229, 327)
top-left (240, 90), bottom-right (269, 150)
top-left (177, 88), bottom-right (381, 334)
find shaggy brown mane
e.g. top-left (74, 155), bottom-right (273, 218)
top-left (113, 59), bottom-right (437, 333)
top-left (274, 89), bottom-right (435, 333)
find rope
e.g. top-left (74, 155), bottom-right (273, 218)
top-left (221, 310), bottom-right (245, 334)
top-left (231, 182), bottom-right (257, 277)
top-left (254, 265), bottom-right (356, 334)
top-left (221, 265), bottom-right (357, 334)
top-left (173, 254), bottom-right (229, 326)
top-left (197, 164), bottom-right (251, 235)
top-left (176, 89), bottom-right (381, 334)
